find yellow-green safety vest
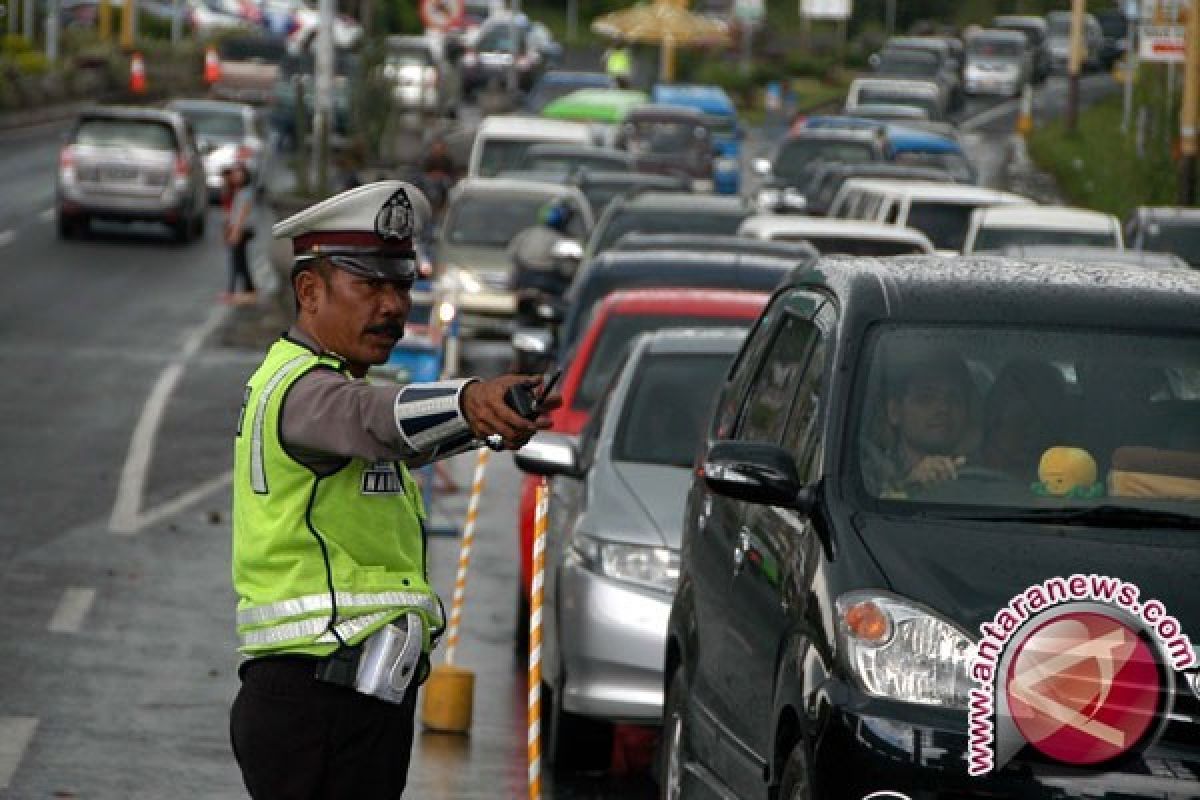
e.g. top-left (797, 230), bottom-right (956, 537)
top-left (232, 337), bottom-right (442, 658)
top-left (607, 47), bottom-right (632, 78)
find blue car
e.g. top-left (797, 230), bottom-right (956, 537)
top-left (652, 84), bottom-right (742, 195)
top-left (886, 124), bottom-right (978, 183)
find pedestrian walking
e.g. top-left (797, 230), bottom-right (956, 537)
top-left (228, 180), bottom-right (561, 800)
top-left (223, 162), bottom-right (257, 306)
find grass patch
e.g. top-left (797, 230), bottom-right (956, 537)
top-left (1027, 91), bottom-right (1178, 219)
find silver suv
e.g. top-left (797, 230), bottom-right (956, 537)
top-left (57, 107), bottom-right (208, 242)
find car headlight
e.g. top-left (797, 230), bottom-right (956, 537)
top-left (439, 267), bottom-right (482, 294)
top-left (757, 187), bottom-right (782, 210)
top-left (572, 534), bottom-right (680, 593)
top-left (836, 591), bottom-right (974, 708)
top-left (714, 156), bottom-right (739, 173)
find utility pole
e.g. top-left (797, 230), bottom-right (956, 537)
top-left (45, 0), bottom-right (58, 61)
top-left (22, 0), bottom-right (31, 40)
top-left (566, 0), bottom-right (576, 42)
top-left (885, 0), bottom-right (896, 36)
top-left (120, 0), bottom-right (136, 50)
top-left (1179, 0), bottom-right (1200, 203)
top-left (1122, 3), bottom-right (1138, 132)
top-left (1065, 0), bottom-right (1086, 133)
top-left (7, 0), bottom-right (17, 36)
top-left (170, 0), bottom-right (182, 44)
top-left (313, 0), bottom-right (334, 196)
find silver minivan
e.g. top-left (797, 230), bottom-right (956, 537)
top-left (964, 29), bottom-right (1033, 96)
top-left (57, 107), bottom-right (208, 242)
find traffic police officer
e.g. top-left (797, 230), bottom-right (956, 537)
top-left (229, 181), bottom-right (558, 799)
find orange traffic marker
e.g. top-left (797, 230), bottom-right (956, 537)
top-left (204, 45), bottom-right (221, 86)
top-left (527, 479), bottom-right (549, 800)
top-left (129, 51), bottom-right (146, 94)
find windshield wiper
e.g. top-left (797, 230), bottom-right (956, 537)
top-left (940, 505), bottom-right (1200, 530)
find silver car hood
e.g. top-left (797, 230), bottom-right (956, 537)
top-left (585, 460), bottom-right (693, 550)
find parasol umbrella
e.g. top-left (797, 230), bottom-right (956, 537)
top-left (591, 0), bottom-right (730, 82)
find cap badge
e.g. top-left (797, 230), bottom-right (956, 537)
top-left (375, 189), bottom-right (415, 241)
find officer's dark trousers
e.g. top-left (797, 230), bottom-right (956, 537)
top-left (230, 658), bottom-right (418, 800)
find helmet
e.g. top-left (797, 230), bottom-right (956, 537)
top-left (538, 199), bottom-right (573, 232)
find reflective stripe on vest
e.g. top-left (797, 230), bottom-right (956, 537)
top-left (250, 354), bottom-right (311, 494)
top-left (238, 610), bottom-right (395, 648)
top-left (237, 590), bottom-right (442, 628)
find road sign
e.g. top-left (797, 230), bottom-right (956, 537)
top-left (800, 0), bottom-right (851, 20)
top-left (735, 0), bottom-right (764, 23)
top-left (420, 0), bottom-right (464, 32)
top-left (1140, 23), bottom-right (1186, 62)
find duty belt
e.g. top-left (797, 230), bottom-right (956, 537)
top-left (314, 611), bottom-right (427, 704)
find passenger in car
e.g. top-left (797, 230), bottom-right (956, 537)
top-left (977, 359), bottom-right (1068, 481)
top-left (863, 348), bottom-right (976, 495)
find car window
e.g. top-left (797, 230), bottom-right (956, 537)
top-left (782, 314), bottom-right (832, 481)
top-left (590, 208), bottom-right (748, 257)
top-left (736, 305), bottom-right (821, 443)
top-left (477, 139), bottom-right (541, 178)
top-left (773, 139), bottom-right (877, 184)
top-left (1141, 221), bottom-right (1200, 267)
top-left (973, 226), bottom-right (1119, 251)
top-left (74, 118), bottom-right (177, 151)
top-left (613, 352), bottom-right (735, 468)
top-left (855, 324), bottom-right (1200, 512)
top-left (878, 50), bottom-right (941, 77)
top-left (623, 119), bottom-right (708, 154)
top-left (893, 151), bottom-right (975, 183)
top-left (446, 192), bottom-right (545, 246)
top-left (179, 109), bottom-right (247, 139)
top-left (905, 201), bottom-right (977, 251)
top-left (575, 313), bottom-right (754, 413)
top-left (968, 37), bottom-right (1023, 58)
top-left (784, 235), bottom-right (927, 256)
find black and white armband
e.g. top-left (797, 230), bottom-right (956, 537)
top-left (392, 379), bottom-right (479, 461)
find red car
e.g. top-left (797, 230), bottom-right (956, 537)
top-left (514, 288), bottom-right (769, 639)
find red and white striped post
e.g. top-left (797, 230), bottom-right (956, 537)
top-left (527, 479), bottom-right (549, 800)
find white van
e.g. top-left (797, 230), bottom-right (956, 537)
top-left (468, 115), bottom-right (593, 178)
top-left (964, 205), bottom-right (1123, 253)
top-left (829, 179), bottom-right (1029, 253)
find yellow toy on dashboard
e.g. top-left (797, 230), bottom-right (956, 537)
top-left (1033, 446), bottom-right (1105, 498)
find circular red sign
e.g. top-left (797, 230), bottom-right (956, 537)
top-left (420, 0), bottom-right (463, 31)
top-left (1005, 611), bottom-right (1162, 766)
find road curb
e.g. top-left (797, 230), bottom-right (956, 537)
top-left (0, 101), bottom-right (95, 134)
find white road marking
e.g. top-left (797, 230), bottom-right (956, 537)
top-left (961, 97), bottom-right (1021, 132)
top-left (109, 304), bottom-right (230, 534)
top-left (0, 716), bottom-right (38, 790)
top-left (135, 469), bottom-right (232, 532)
top-left (0, 230), bottom-right (14, 247)
top-left (47, 588), bottom-right (96, 634)
top-left (38, 208), bottom-right (54, 223)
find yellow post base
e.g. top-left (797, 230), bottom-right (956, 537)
top-left (420, 663), bottom-right (475, 734)
top-left (1016, 113), bottom-right (1034, 137)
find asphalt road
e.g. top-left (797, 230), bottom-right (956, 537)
top-left (0, 71), bottom-right (1116, 799)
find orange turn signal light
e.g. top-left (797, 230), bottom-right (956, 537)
top-left (844, 600), bottom-right (891, 644)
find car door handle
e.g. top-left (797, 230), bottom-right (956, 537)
top-left (732, 530), bottom-right (752, 577)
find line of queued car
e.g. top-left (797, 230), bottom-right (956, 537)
top-left (436, 12), bottom-right (1200, 800)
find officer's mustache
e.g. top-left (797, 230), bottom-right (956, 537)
top-left (364, 320), bottom-right (405, 340)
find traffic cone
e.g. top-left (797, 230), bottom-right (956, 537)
top-left (129, 51), bottom-right (146, 95)
top-left (204, 45), bottom-right (221, 86)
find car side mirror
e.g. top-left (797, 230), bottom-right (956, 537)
top-left (515, 433), bottom-right (581, 478)
top-left (701, 441), bottom-right (813, 512)
top-left (868, 52), bottom-right (881, 69)
top-left (752, 157), bottom-right (772, 177)
top-left (511, 328), bottom-right (555, 373)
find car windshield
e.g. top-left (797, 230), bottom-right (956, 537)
top-left (878, 50), bottom-right (940, 77)
top-left (1142, 221), bottom-right (1200, 267)
top-left (613, 352), bottom-right (734, 467)
top-left (523, 152), bottom-right (627, 174)
top-left (591, 208), bottom-right (747, 256)
top-left (446, 193), bottom-right (547, 246)
top-left (893, 151), bottom-right (974, 182)
top-left (773, 139), bottom-right (876, 183)
top-left (625, 119), bottom-right (707, 154)
top-left (974, 227), bottom-right (1119, 251)
top-left (576, 314), bottom-right (751, 412)
top-left (1047, 13), bottom-right (1071, 36)
top-left (969, 38), bottom-right (1023, 57)
top-left (479, 139), bottom-right (545, 177)
top-left (74, 118), bottom-right (176, 150)
top-left (858, 90), bottom-right (939, 118)
top-left (905, 201), bottom-right (978, 251)
top-left (775, 234), bottom-right (926, 256)
top-left (179, 109), bottom-right (246, 139)
top-left (855, 324), bottom-right (1200, 516)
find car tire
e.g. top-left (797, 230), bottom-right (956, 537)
top-left (57, 213), bottom-right (75, 240)
top-left (658, 668), bottom-right (690, 800)
top-left (174, 210), bottom-right (192, 244)
top-left (777, 739), bottom-right (814, 800)
top-left (542, 677), bottom-right (613, 774)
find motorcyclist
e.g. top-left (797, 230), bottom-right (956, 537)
top-left (509, 198), bottom-right (580, 317)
